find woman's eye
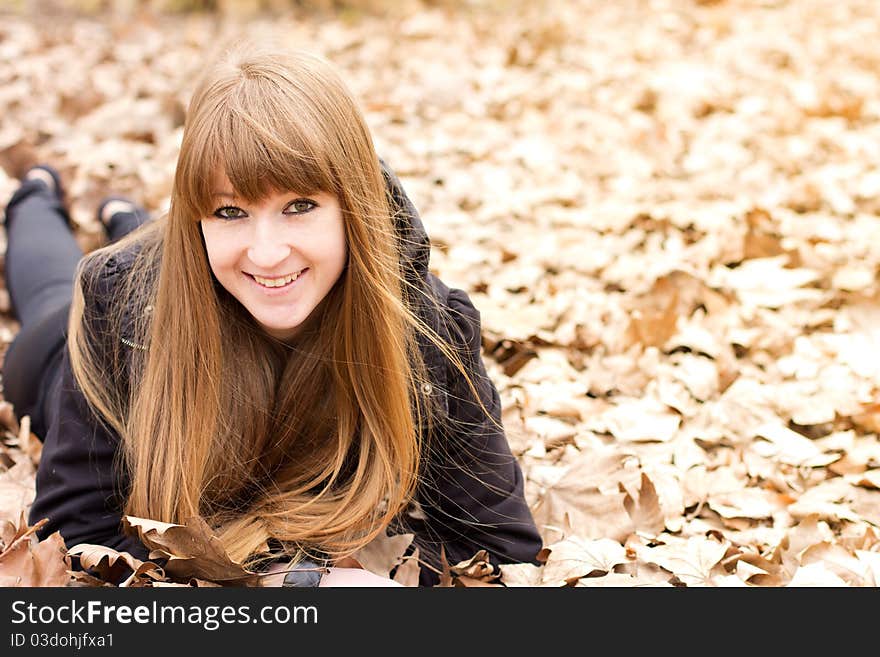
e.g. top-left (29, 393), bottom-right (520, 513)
top-left (286, 199), bottom-right (317, 214)
top-left (213, 206), bottom-right (246, 220)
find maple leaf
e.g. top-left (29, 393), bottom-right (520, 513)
top-left (541, 537), bottom-right (628, 586)
top-left (531, 447), bottom-right (637, 544)
top-left (636, 536), bottom-right (729, 587)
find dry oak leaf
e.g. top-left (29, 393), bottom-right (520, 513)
top-left (391, 547), bottom-right (421, 587)
top-left (742, 207), bottom-right (786, 261)
top-left (450, 549), bottom-right (497, 583)
top-left (709, 256), bottom-right (824, 309)
top-left (349, 530), bottom-right (415, 580)
top-left (67, 544), bottom-right (164, 587)
top-left (123, 516), bottom-right (258, 585)
top-left (0, 520), bottom-right (71, 587)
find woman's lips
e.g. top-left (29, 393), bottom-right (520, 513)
top-left (247, 268), bottom-right (308, 294)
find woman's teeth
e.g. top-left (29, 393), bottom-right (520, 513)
top-left (252, 270), bottom-right (303, 287)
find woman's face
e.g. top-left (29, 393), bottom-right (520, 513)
top-left (199, 171), bottom-right (348, 342)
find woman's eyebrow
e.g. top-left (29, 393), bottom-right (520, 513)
top-left (212, 191), bottom-right (236, 198)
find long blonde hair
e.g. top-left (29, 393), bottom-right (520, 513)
top-left (67, 42), bottom-right (483, 568)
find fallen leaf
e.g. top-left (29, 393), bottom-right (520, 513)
top-left (450, 550), bottom-right (497, 583)
top-left (123, 515), bottom-right (257, 585)
top-left (67, 543), bottom-right (163, 586)
top-left (350, 530), bottom-right (414, 579)
top-left (636, 536), bottom-right (729, 587)
top-left (498, 562), bottom-right (544, 587)
top-left (0, 528), bottom-right (71, 587)
top-left (787, 563), bottom-right (850, 587)
top-left (392, 548), bottom-right (421, 587)
top-left (621, 473), bottom-right (664, 536)
top-left (540, 537), bottom-right (628, 585)
top-left (531, 447), bottom-right (637, 544)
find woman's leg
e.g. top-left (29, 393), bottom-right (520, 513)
top-left (98, 197), bottom-right (151, 244)
top-left (4, 175), bottom-right (81, 329)
top-left (1, 171), bottom-right (82, 432)
top-left (1, 171), bottom-right (149, 433)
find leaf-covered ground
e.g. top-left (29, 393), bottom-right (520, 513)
top-left (1, 0), bottom-right (879, 587)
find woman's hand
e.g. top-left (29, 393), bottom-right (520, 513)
top-left (318, 567), bottom-right (402, 587)
top-left (260, 559), bottom-right (402, 587)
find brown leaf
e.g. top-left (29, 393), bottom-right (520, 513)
top-left (0, 139), bottom-right (38, 180)
top-left (392, 548), bottom-right (421, 587)
top-left (67, 543), bottom-right (163, 586)
top-left (800, 542), bottom-right (869, 586)
top-left (0, 528), bottom-right (71, 587)
top-left (852, 404), bottom-right (880, 434)
top-left (621, 472), bottom-right (665, 536)
top-left (349, 530), bottom-right (414, 579)
top-left (541, 537), bottom-right (628, 586)
top-left (436, 546), bottom-right (454, 588)
top-left (742, 208), bottom-right (786, 261)
top-left (498, 562), bottom-right (544, 586)
top-left (531, 448), bottom-right (636, 544)
top-left (68, 570), bottom-right (113, 588)
top-left (624, 271), bottom-right (731, 349)
top-left (123, 515), bottom-right (257, 585)
top-left (0, 402), bottom-right (20, 434)
top-left (450, 550), bottom-right (497, 583)
top-left (455, 575), bottom-right (503, 587)
top-left (636, 536), bottom-right (729, 587)
top-left (0, 461), bottom-right (36, 527)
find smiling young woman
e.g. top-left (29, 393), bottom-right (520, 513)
top-left (3, 41), bottom-right (543, 587)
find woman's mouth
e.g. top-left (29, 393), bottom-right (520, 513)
top-left (247, 268), bottom-right (308, 292)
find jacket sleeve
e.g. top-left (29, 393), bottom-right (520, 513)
top-left (28, 258), bottom-right (149, 563)
top-left (411, 284), bottom-right (543, 585)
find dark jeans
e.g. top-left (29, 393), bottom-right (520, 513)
top-left (2, 179), bottom-right (148, 438)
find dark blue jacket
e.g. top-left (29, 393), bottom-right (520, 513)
top-left (28, 163), bottom-right (543, 586)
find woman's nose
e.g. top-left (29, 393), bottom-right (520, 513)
top-left (247, 227), bottom-right (292, 269)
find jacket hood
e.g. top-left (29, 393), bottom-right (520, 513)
top-left (379, 158), bottom-right (432, 288)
